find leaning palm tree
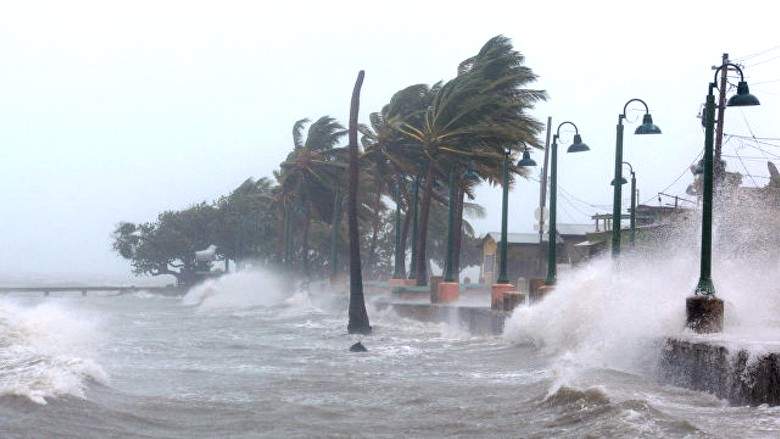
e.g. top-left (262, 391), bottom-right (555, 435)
top-left (394, 35), bottom-right (546, 286)
top-left (276, 116), bottom-right (347, 280)
top-left (358, 84), bottom-right (437, 279)
top-left (347, 71), bottom-right (371, 335)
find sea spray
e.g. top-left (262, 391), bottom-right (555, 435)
top-left (181, 270), bottom-right (288, 310)
top-left (0, 298), bottom-right (106, 404)
top-left (504, 190), bottom-right (780, 385)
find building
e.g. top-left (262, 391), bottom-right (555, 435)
top-left (479, 223), bottom-right (597, 286)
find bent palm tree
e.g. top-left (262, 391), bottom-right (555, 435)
top-left (395, 35), bottom-right (546, 286)
top-left (276, 116), bottom-right (347, 280)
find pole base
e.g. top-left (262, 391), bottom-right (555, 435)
top-left (686, 295), bottom-right (724, 333)
top-left (435, 282), bottom-right (460, 304)
top-left (388, 278), bottom-right (410, 288)
top-left (491, 283), bottom-right (514, 310)
top-left (530, 284), bottom-right (555, 304)
top-left (503, 291), bottom-right (526, 312)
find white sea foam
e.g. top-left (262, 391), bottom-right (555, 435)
top-left (504, 195), bottom-right (780, 384)
top-left (0, 298), bottom-right (106, 404)
top-left (181, 270), bottom-right (288, 311)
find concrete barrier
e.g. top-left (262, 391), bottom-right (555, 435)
top-left (375, 301), bottom-right (508, 335)
top-left (660, 337), bottom-right (780, 406)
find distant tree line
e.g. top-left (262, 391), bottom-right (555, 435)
top-left (112, 35), bottom-right (546, 287)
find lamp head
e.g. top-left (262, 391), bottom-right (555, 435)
top-left (727, 81), bottom-right (760, 107)
top-left (516, 149), bottom-right (537, 167)
top-left (611, 177), bottom-right (628, 186)
top-left (635, 113), bottom-right (662, 134)
top-left (566, 134), bottom-right (590, 153)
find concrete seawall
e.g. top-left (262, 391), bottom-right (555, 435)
top-left (660, 337), bottom-right (780, 406)
top-left (375, 301), bottom-right (508, 336)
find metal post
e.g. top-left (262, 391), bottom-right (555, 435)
top-left (611, 117), bottom-right (625, 257)
top-left (538, 117), bottom-right (552, 274)
top-left (443, 169), bottom-right (457, 282)
top-left (496, 152), bottom-right (510, 284)
top-left (407, 177), bottom-right (420, 280)
top-left (545, 136), bottom-right (558, 285)
top-left (695, 85), bottom-right (717, 295)
top-left (630, 172), bottom-right (637, 247)
top-left (714, 53), bottom-right (729, 182)
top-left (392, 181), bottom-right (404, 278)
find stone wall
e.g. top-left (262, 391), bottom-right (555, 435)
top-left (660, 338), bottom-right (780, 406)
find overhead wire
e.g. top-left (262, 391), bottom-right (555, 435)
top-left (733, 45), bottom-right (780, 62)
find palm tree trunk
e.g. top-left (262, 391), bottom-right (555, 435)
top-left (365, 171), bottom-right (384, 279)
top-left (302, 202), bottom-right (311, 280)
top-left (452, 184), bottom-right (465, 280)
top-left (415, 162), bottom-right (435, 286)
top-left (407, 176), bottom-right (420, 280)
top-left (329, 187), bottom-right (343, 280)
top-left (347, 70), bottom-right (371, 335)
top-left (399, 207), bottom-right (411, 277)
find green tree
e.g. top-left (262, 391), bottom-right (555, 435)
top-left (112, 203), bottom-right (219, 286)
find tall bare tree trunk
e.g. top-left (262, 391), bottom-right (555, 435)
top-left (347, 70), bottom-right (371, 335)
top-left (415, 163), bottom-right (435, 286)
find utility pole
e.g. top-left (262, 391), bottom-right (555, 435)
top-left (537, 117), bottom-right (552, 274)
top-left (714, 53), bottom-right (729, 182)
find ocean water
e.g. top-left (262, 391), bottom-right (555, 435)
top-left (1, 266), bottom-right (780, 439)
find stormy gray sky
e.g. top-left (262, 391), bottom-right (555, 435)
top-left (1, 0), bottom-right (778, 283)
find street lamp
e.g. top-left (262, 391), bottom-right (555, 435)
top-left (496, 148), bottom-right (513, 285)
top-left (611, 162), bottom-right (637, 247)
top-left (489, 147), bottom-right (536, 309)
top-left (545, 122), bottom-right (590, 286)
top-left (688, 62), bottom-right (759, 333)
top-left (611, 99), bottom-right (661, 257)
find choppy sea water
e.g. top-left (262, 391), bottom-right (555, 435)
top-left (1, 269), bottom-right (780, 438)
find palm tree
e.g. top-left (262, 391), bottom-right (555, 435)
top-left (347, 70), bottom-right (371, 335)
top-left (394, 35), bottom-right (546, 286)
top-left (359, 86), bottom-right (434, 279)
top-left (276, 116), bottom-right (347, 280)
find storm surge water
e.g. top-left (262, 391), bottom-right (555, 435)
top-left (3, 208), bottom-right (780, 438)
top-left (0, 298), bottom-right (106, 404)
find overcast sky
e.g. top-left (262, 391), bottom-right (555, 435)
top-left (1, 0), bottom-right (778, 283)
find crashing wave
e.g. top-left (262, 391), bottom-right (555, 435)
top-left (0, 299), bottom-right (106, 404)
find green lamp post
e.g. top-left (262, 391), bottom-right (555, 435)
top-left (611, 99), bottom-right (661, 257)
top-left (694, 63), bottom-right (759, 298)
top-left (545, 121), bottom-right (590, 285)
top-left (611, 161), bottom-right (637, 247)
top-left (496, 149), bottom-right (513, 285)
top-left (443, 163), bottom-right (480, 282)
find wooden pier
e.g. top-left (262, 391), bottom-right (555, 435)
top-left (0, 286), bottom-right (186, 297)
